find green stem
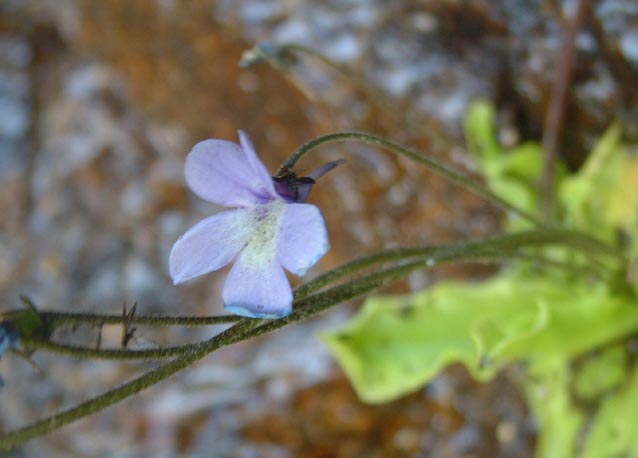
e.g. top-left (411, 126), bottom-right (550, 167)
top-left (0, 243), bottom-right (608, 449)
top-left (295, 228), bottom-right (619, 298)
top-left (38, 312), bottom-right (240, 328)
top-left (284, 131), bottom-right (545, 227)
top-left (0, 250), bottom-right (529, 450)
top-left (245, 248), bottom-right (599, 338)
top-left (20, 338), bottom-right (201, 361)
top-left (11, 229), bottom-right (619, 362)
top-left (24, 246), bottom-right (598, 362)
top-left (0, 318), bottom-right (260, 452)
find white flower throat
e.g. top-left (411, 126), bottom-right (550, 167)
top-left (241, 200), bottom-right (286, 267)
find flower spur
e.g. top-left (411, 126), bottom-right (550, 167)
top-left (169, 131), bottom-right (342, 318)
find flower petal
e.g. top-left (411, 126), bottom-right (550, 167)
top-left (238, 130), bottom-right (277, 193)
top-left (169, 209), bottom-right (251, 284)
top-left (185, 137), bottom-right (277, 207)
top-left (278, 203), bottom-right (329, 276)
top-left (223, 250), bottom-right (293, 318)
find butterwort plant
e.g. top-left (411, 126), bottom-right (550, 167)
top-left (1, 126), bottom-right (617, 452)
top-left (169, 131), bottom-right (343, 318)
top-left (1, 38), bottom-right (631, 457)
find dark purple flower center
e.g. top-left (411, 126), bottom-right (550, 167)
top-left (273, 169), bottom-right (314, 203)
top-left (272, 159), bottom-right (345, 203)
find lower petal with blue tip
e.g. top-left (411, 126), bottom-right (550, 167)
top-left (222, 247), bottom-right (293, 319)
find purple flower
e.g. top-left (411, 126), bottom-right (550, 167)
top-left (170, 131), bottom-right (338, 318)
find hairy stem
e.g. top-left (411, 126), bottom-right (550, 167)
top-left (295, 228), bottom-right (619, 298)
top-left (0, 318), bottom-right (260, 451)
top-left (23, 248), bottom-right (599, 362)
top-left (0, 249), bottom-right (550, 450)
top-left (20, 338), bottom-right (202, 361)
top-left (284, 131), bottom-right (545, 226)
top-left (11, 228), bottom-right (619, 362)
top-left (37, 312), bottom-right (240, 329)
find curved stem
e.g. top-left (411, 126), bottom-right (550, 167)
top-left (0, 246), bottom-right (605, 449)
top-left (295, 228), bottom-right (619, 298)
top-left (0, 255), bottom-right (467, 450)
top-left (21, 233), bottom-right (599, 361)
top-left (243, 250), bottom-right (600, 339)
top-left (26, 242), bottom-right (601, 361)
top-left (6, 229), bottom-right (619, 354)
top-left (284, 131), bottom-right (545, 227)
top-left (0, 318), bottom-right (260, 451)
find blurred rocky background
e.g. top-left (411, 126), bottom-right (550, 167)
top-left (0, 0), bottom-right (636, 456)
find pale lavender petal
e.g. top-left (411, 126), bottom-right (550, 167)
top-left (170, 209), bottom-right (251, 284)
top-left (185, 138), bottom-right (277, 207)
top-left (223, 250), bottom-right (293, 318)
top-left (238, 130), bottom-right (277, 195)
top-left (278, 203), bottom-right (329, 276)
